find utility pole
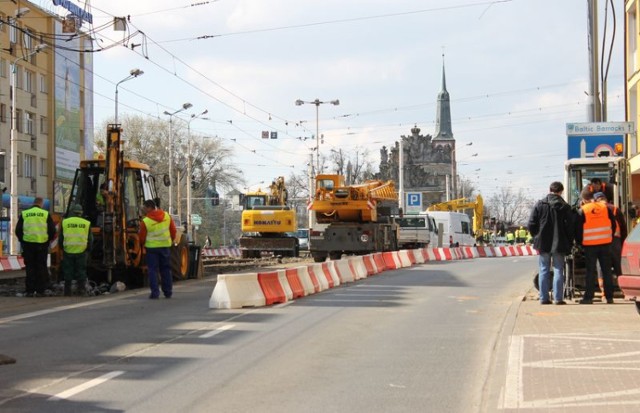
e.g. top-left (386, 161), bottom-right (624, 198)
top-left (587, 0), bottom-right (602, 122)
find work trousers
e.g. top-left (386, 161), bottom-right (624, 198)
top-left (584, 243), bottom-right (614, 301)
top-left (22, 242), bottom-right (50, 294)
top-left (62, 252), bottom-right (87, 282)
top-left (146, 247), bottom-right (172, 298)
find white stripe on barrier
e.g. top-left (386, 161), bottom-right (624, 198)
top-left (277, 269), bottom-right (293, 301)
top-left (325, 261), bottom-right (342, 286)
top-left (334, 258), bottom-right (356, 283)
top-left (412, 249), bottom-right (426, 264)
top-left (347, 256), bottom-right (368, 280)
top-left (397, 250), bottom-right (413, 268)
top-left (209, 273), bottom-right (265, 309)
top-left (295, 265), bottom-right (316, 295)
top-left (308, 263), bottom-right (329, 291)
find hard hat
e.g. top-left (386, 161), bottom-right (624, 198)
top-left (71, 204), bottom-right (83, 215)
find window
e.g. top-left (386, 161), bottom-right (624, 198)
top-left (0, 153), bottom-right (5, 182)
top-left (40, 158), bottom-right (47, 176)
top-left (39, 74), bottom-right (47, 93)
top-left (23, 29), bottom-right (32, 50)
top-left (0, 58), bottom-right (6, 78)
top-left (24, 155), bottom-right (35, 178)
top-left (9, 22), bottom-right (16, 44)
top-left (15, 65), bottom-right (22, 89)
top-left (17, 152), bottom-right (22, 177)
top-left (24, 69), bottom-right (33, 93)
top-left (0, 13), bottom-right (6, 33)
top-left (25, 112), bottom-right (34, 135)
top-left (15, 109), bottom-right (22, 132)
top-left (0, 104), bottom-right (6, 123)
top-left (40, 116), bottom-right (48, 134)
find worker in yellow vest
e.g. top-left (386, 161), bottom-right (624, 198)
top-left (15, 197), bottom-right (56, 297)
top-left (139, 199), bottom-right (176, 299)
top-left (61, 204), bottom-right (93, 296)
top-left (506, 231), bottom-right (515, 245)
top-left (516, 226), bottom-right (527, 244)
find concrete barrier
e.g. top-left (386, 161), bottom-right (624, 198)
top-left (412, 249), bottom-right (426, 264)
top-left (285, 268), bottom-right (306, 298)
top-left (257, 270), bottom-right (287, 306)
top-left (295, 265), bottom-right (317, 295)
top-left (333, 258), bottom-right (356, 283)
top-left (209, 272), bottom-right (265, 309)
top-left (397, 250), bottom-right (413, 267)
top-left (323, 262), bottom-right (341, 287)
top-left (348, 256), bottom-right (368, 280)
top-left (308, 263), bottom-right (329, 291)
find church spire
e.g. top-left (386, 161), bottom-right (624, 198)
top-left (434, 55), bottom-right (453, 140)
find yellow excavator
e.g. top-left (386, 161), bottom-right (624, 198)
top-left (239, 176), bottom-right (298, 258)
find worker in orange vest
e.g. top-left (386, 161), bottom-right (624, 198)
top-left (576, 189), bottom-right (616, 304)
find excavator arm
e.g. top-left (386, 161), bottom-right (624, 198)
top-left (427, 194), bottom-right (484, 237)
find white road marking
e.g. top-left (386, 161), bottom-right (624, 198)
top-left (200, 324), bottom-right (235, 338)
top-left (48, 371), bottom-right (124, 401)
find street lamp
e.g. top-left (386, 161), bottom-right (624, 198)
top-left (295, 98), bottom-right (340, 173)
top-left (450, 142), bottom-right (473, 201)
top-left (163, 102), bottom-right (192, 215)
top-left (114, 68), bottom-right (143, 124)
top-left (186, 109), bottom-right (208, 242)
top-left (9, 44), bottom-right (46, 256)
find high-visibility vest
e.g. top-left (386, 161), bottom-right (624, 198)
top-left (581, 202), bottom-right (613, 245)
top-left (21, 207), bottom-right (49, 243)
top-left (518, 229), bottom-right (527, 238)
top-left (506, 232), bottom-right (515, 241)
top-left (62, 216), bottom-right (90, 253)
top-left (143, 212), bottom-right (172, 248)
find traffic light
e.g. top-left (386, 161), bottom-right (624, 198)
top-left (191, 175), bottom-right (197, 189)
top-left (211, 191), bottom-right (219, 206)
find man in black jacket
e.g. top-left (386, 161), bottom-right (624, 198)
top-left (528, 181), bottom-right (575, 305)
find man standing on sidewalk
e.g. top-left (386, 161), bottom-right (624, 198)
top-left (15, 197), bottom-right (56, 297)
top-left (528, 181), bottom-right (575, 305)
top-left (576, 189), bottom-right (617, 304)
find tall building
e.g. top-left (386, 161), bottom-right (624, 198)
top-left (378, 60), bottom-right (458, 208)
top-left (0, 1), bottom-right (93, 252)
top-left (625, 2), bottom-right (640, 204)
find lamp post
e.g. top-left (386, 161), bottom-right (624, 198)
top-left (114, 68), bottom-right (144, 124)
top-left (450, 142), bottom-right (473, 200)
top-left (9, 44), bottom-right (46, 256)
top-left (295, 98), bottom-right (340, 173)
top-left (163, 102), bottom-right (192, 215)
top-left (186, 109), bottom-right (208, 242)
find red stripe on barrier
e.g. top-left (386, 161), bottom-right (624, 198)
top-left (320, 263), bottom-right (335, 287)
top-left (373, 253), bottom-right (387, 271)
top-left (382, 252), bottom-right (398, 269)
top-left (443, 248), bottom-right (453, 260)
top-left (407, 250), bottom-right (417, 265)
top-left (285, 268), bottom-right (305, 299)
top-left (257, 271), bottom-right (286, 305)
top-left (477, 247), bottom-right (487, 257)
top-left (306, 267), bottom-right (321, 293)
top-left (363, 255), bottom-right (376, 275)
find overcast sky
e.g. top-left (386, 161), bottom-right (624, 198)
top-left (44, 0), bottom-right (626, 201)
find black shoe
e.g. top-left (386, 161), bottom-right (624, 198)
top-left (149, 294), bottom-right (159, 300)
top-left (579, 299), bottom-right (593, 304)
top-left (554, 301), bottom-right (566, 305)
top-left (540, 300), bottom-right (552, 305)
top-left (606, 298), bottom-right (614, 304)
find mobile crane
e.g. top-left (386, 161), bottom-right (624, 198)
top-left (308, 174), bottom-right (399, 262)
top-left (51, 125), bottom-right (190, 286)
top-left (239, 176), bottom-right (298, 258)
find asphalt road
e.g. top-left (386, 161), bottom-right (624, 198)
top-left (0, 257), bottom-right (535, 412)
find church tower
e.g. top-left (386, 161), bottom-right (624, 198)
top-left (432, 57), bottom-right (457, 199)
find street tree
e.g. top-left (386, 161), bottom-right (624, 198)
top-left (485, 187), bottom-right (535, 227)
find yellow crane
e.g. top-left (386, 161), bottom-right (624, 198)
top-left (427, 194), bottom-right (484, 238)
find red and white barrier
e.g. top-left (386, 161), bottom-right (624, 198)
top-left (348, 256), bottom-right (368, 280)
top-left (0, 256), bottom-right (24, 271)
top-left (201, 248), bottom-right (241, 257)
top-left (397, 250), bottom-right (413, 268)
top-left (333, 258), bottom-right (356, 283)
top-left (209, 272), bottom-right (265, 309)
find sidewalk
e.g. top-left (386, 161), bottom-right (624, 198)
top-left (495, 288), bottom-right (640, 412)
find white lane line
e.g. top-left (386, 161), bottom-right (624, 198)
top-left (200, 324), bottom-right (235, 338)
top-left (499, 335), bottom-right (523, 409)
top-left (48, 371), bottom-right (124, 401)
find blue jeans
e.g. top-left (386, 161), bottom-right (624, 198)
top-left (146, 247), bottom-right (172, 298)
top-left (538, 252), bottom-right (565, 302)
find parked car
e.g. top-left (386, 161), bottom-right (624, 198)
top-left (619, 223), bottom-right (640, 315)
top-left (295, 228), bottom-right (309, 250)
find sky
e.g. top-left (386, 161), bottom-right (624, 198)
top-left (40, 0), bottom-right (626, 201)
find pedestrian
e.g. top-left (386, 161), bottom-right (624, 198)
top-left (139, 199), bottom-right (176, 299)
top-left (60, 204), bottom-right (93, 296)
top-left (576, 188), bottom-right (616, 304)
top-left (204, 235), bottom-right (212, 249)
top-left (15, 197), bottom-right (56, 297)
top-left (527, 181), bottom-right (575, 305)
top-left (594, 192), bottom-right (627, 280)
top-left (586, 177), bottom-right (614, 202)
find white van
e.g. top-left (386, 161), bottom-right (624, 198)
top-left (428, 211), bottom-right (476, 247)
top-left (395, 214), bottom-right (438, 249)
